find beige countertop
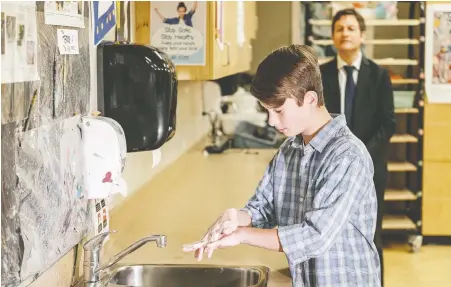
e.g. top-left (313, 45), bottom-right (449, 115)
top-left (103, 145), bottom-right (292, 286)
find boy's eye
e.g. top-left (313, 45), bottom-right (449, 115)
top-left (274, 109), bottom-right (283, 114)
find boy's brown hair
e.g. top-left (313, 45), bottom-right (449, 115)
top-left (250, 44), bottom-right (324, 109)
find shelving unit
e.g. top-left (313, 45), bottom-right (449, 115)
top-left (304, 1), bottom-right (426, 252)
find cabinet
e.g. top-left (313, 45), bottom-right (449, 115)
top-left (133, 1), bottom-right (257, 81)
top-left (422, 103), bottom-right (451, 237)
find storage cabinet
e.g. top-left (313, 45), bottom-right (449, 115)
top-left (422, 103), bottom-right (451, 237)
top-left (134, 1), bottom-right (257, 81)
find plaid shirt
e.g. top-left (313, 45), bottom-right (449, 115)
top-left (242, 114), bottom-right (381, 286)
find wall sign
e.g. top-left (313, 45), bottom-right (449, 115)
top-left (92, 1), bottom-right (116, 46)
top-left (425, 3), bottom-right (451, 103)
top-left (150, 1), bottom-right (206, 66)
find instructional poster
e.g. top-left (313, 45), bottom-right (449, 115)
top-left (150, 1), bottom-right (206, 66)
top-left (44, 1), bottom-right (85, 28)
top-left (425, 4), bottom-right (451, 103)
top-left (1, 2), bottom-right (38, 84)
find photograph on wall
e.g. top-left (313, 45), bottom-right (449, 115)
top-left (425, 4), bottom-right (451, 103)
top-left (150, 1), bottom-right (206, 66)
top-left (1, 2), bottom-right (38, 84)
top-left (44, 1), bottom-right (85, 28)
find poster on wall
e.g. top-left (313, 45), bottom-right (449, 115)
top-left (1, 2), bottom-right (39, 84)
top-left (150, 1), bottom-right (206, 66)
top-left (425, 4), bottom-right (451, 103)
top-left (92, 1), bottom-right (116, 45)
top-left (44, 1), bottom-right (85, 28)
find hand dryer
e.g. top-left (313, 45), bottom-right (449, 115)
top-left (97, 41), bottom-right (178, 152)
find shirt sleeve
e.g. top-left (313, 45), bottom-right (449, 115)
top-left (241, 152), bottom-right (279, 229)
top-left (185, 10), bottom-right (195, 19)
top-left (277, 152), bottom-right (374, 265)
top-left (163, 17), bottom-right (179, 24)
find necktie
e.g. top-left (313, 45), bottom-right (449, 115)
top-left (344, 65), bottom-right (356, 127)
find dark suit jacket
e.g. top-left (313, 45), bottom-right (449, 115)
top-left (320, 56), bottom-right (396, 187)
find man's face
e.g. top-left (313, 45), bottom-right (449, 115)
top-left (178, 7), bottom-right (187, 18)
top-left (262, 93), bottom-right (317, 137)
top-left (332, 15), bottom-right (364, 53)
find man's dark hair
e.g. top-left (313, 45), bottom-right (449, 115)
top-left (332, 8), bottom-right (366, 34)
top-left (250, 44), bottom-right (324, 108)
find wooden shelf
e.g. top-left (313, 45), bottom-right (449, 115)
top-left (395, 108), bottom-right (419, 114)
top-left (318, 57), bottom-right (417, 66)
top-left (385, 189), bottom-right (417, 201)
top-left (391, 79), bottom-right (419, 85)
top-left (388, 161), bottom-right (417, 172)
top-left (311, 38), bottom-right (419, 46)
top-left (390, 134), bottom-right (418, 143)
top-left (309, 19), bottom-right (422, 26)
top-left (383, 215), bottom-right (417, 230)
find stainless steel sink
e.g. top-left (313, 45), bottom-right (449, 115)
top-left (106, 264), bottom-right (269, 287)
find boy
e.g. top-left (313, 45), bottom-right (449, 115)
top-left (183, 45), bottom-right (381, 286)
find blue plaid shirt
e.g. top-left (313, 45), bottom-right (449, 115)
top-left (242, 114), bottom-right (381, 286)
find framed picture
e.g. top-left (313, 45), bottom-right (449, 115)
top-left (425, 3), bottom-right (451, 103)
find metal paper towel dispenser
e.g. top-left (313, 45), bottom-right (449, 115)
top-left (97, 41), bottom-right (177, 152)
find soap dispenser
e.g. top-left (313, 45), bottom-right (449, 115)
top-left (97, 41), bottom-right (178, 152)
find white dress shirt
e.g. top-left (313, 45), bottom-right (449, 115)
top-left (337, 52), bottom-right (363, 115)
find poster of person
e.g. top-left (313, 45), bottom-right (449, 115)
top-left (1, 2), bottom-right (38, 84)
top-left (425, 4), bottom-right (451, 103)
top-left (150, 1), bottom-right (206, 66)
top-left (44, 1), bottom-right (85, 28)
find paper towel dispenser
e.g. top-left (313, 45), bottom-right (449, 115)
top-left (97, 41), bottom-right (178, 152)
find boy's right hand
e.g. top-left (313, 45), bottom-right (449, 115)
top-left (183, 208), bottom-right (240, 260)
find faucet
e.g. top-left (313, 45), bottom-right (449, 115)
top-left (82, 230), bottom-right (167, 285)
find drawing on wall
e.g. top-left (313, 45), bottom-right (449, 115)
top-left (1, 84), bottom-right (12, 124)
top-left (1, 13), bottom-right (6, 54)
top-left (92, 1), bottom-right (116, 45)
top-left (425, 4), bottom-right (451, 103)
top-left (1, 2), bottom-right (38, 84)
top-left (44, 1), bottom-right (85, 28)
top-left (26, 41), bottom-right (35, 64)
top-left (6, 16), bottom-right (16, 42)
top-left (151, 1), bottom-right (206, 66)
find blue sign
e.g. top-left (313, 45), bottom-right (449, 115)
top-left (93, 1), bottom-right (116, 45)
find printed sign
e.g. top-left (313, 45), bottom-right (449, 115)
top-left (150, 1), bottom-right (206, 66)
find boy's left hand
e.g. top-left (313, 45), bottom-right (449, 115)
top-left (204, 227), bottom-right (244, 259)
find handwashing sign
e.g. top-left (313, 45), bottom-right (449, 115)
top-left (150, 1), bottom-right (206, 66)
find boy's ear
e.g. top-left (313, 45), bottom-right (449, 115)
top-left (305, 91), bottom-right (318, 105)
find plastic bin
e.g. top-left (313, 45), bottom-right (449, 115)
top-left (232, 121), bottom-right (279, 149)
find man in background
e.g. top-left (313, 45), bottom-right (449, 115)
top-left (320, 9), bottom-right (396, 286)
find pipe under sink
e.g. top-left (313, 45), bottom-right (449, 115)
top-left (106, 264), bottom-right (270, 287)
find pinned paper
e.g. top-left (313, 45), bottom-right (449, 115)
top-left (57, 29), bottom-right (79, 55)
top-left (152, 149), bottom-right (162, 168)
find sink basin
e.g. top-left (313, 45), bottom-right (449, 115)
top-left (107, 264), bottom-right (269, 287)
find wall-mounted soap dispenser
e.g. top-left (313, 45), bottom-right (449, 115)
top-left (97, 41), bottom-right (178, 152)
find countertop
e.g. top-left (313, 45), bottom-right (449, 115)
top-left (103, 145), bottom-right (292, 286)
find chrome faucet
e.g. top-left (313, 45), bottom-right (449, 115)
top-left (82, 230), bottom-right (167, 285)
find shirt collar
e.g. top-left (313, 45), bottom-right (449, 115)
top-left (337, 51), bottom-right (362, 71)
top-left (291, 114), bottom-right (347, 153)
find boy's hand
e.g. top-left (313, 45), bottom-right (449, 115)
top-left (204, 228), bottom-right (244, 259)
top-left (182, 208), bottom-right (240, 260)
